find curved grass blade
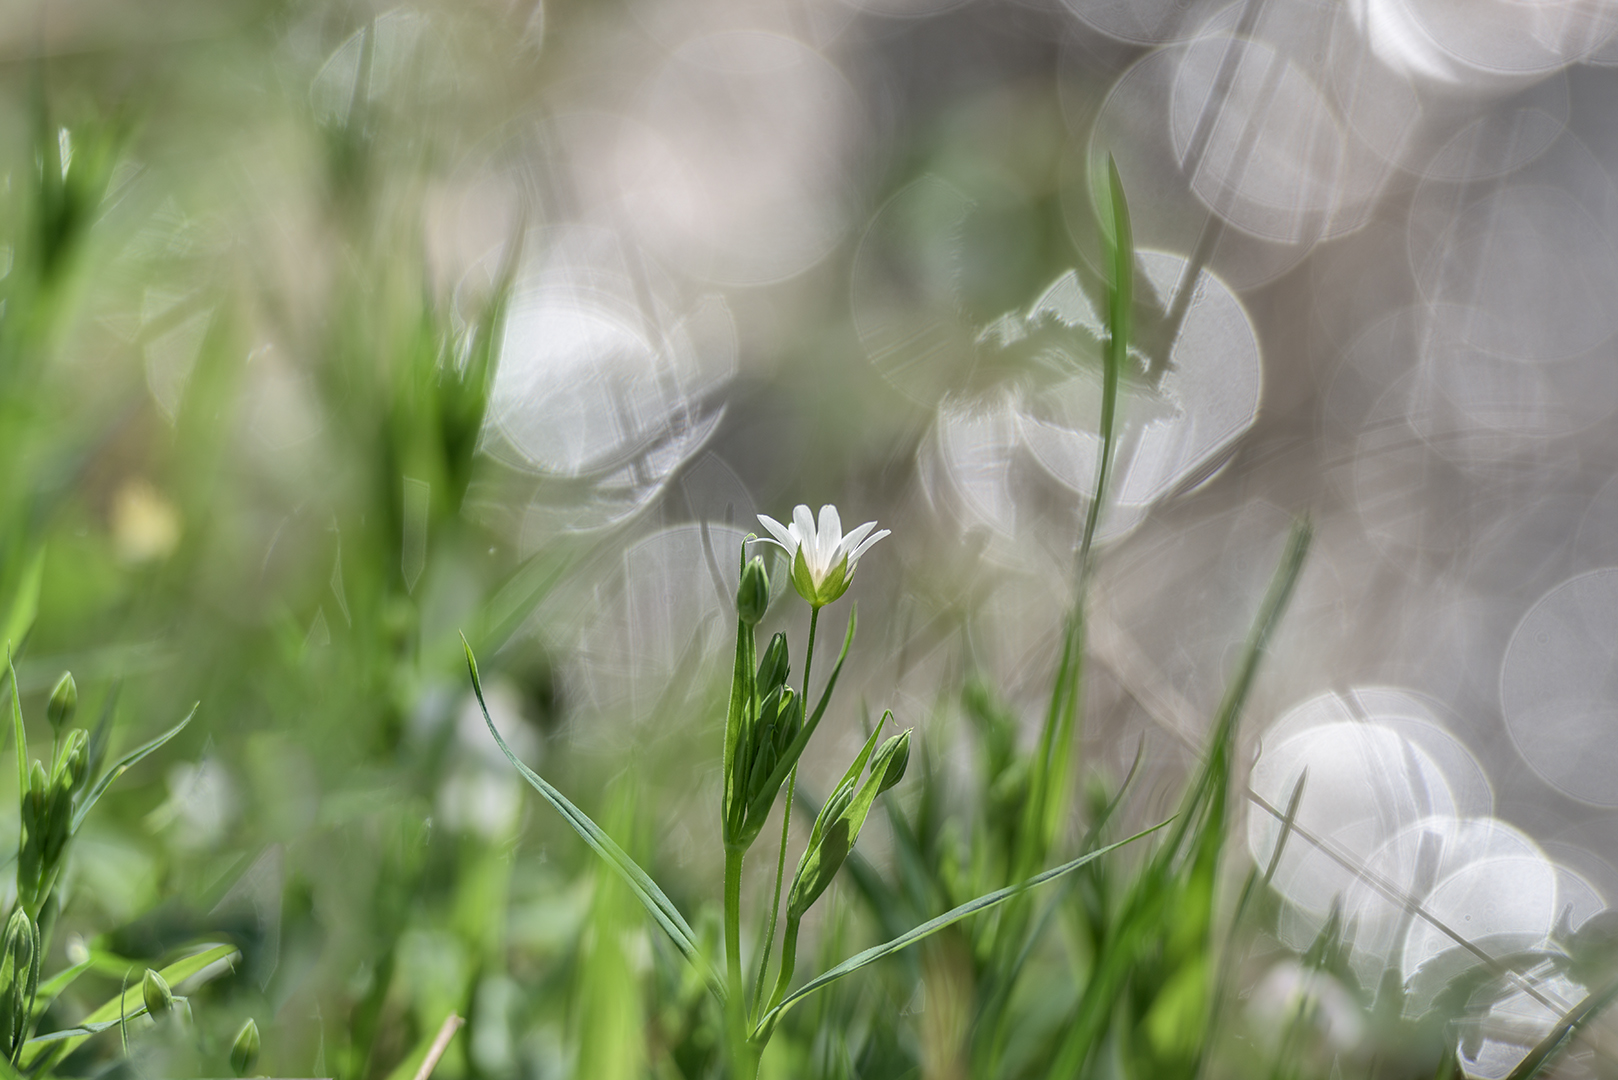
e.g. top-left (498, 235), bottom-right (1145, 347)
top-left (21, 943), bottom-right (236, 1067)
top-left (8, 658), bottom-right (24, 812)
top-left (1504, 975), bottom-right (1618, 1080)
top-left (753, 818), bottom-right (1172, 1036)
top-left (461, 636), bottom-right (721, 1000)
top-left (70, 704), bottom-right (198, 834)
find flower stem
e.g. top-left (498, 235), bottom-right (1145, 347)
top-left (724, 841), bottom-right (745, 1012)
top-left (749, 604), bottom-right (819, 1026)
top-left (724, 841), bottom-right (747, 1068)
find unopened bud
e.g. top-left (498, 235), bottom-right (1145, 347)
top-left (230, 1018), bottom-right (260, 1077)
top-left (46, 674), bottom-right (75, 734)
top-left (755, 633), bottom-right (789, 697)
top-left (27, 761), bottom-right (45, 800)
top-left (873, 730), bottom-right (912, 796)
top-left (737, 557), bottom-right (769, 626)
top-left (142, 968), bottom-right (172, 1017)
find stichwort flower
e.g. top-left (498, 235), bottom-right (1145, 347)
top-left (758, 504), bottom-right (890, 608)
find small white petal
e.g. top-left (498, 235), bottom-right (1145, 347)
top-left (757, 515), bottom-right (798, 553)
top-left (839, 521), bottom-right (878, 559)
top-left (818, 504), bottom-right (843, 560)
top-left (847, 528), bottom-right (890, 565)
top-left (791, 504), bottom-right (819, 574)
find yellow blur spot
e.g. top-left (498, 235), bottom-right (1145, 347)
top-left (111, 479), bottom-right (181, 563)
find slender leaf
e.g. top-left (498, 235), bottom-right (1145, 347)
top-left (32, 957), bottom-right (92, 1011)
top-left (70, 705), bottom-right (198, 834)
top-left (7, 658), bottom-right (23, 811)
top-left (461, 636), bottom-right (721, 1000)
top-left (754, 818), bottom-right (1172, 1035)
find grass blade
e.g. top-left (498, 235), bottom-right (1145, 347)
top-left (70, 704), bottom-right (198, 835)
top-left (1503, 975), bottom-right (1618, 1080)
top-left (8, 657), bottom-right (24, 813)
top-left (461, 636), bottom-right (721, 1000)
top-left (754, 818), bottom-right (1172, 1035)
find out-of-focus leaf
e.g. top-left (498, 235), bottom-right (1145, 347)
top-left (462, 636), bottom-right (721, 1001)
top-left (70, 704), bottom-right (197, 834)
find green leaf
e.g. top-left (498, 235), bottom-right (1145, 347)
top-left (70, 704), bottom-right (197, 835)
top-left (32, 956), bottom-right (92, 1012)
top-left (754, 819), bottom-right (1171, 1037)
top-left (1080, 152), bottom-right (1132, 567)
top-left (7, 659), bottom-right (23, 817)
top-left (786, 720), bottom-right (890, 921)
top-left (21, 943), bottom-right (237, 1066)
top-left (461, 636), bottom-right (721, 1001)
top-left (1, 551), bottom-right (43, 658)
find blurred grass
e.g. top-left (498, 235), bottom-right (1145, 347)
top-left (0, 3), bottom-right (1610, 1079)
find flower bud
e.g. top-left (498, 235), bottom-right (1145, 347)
top-left (230, 1018), bottom-right (260, 1077)
top-left (0, 909), bottom-right (38, 1061)
top-left (46, 674), bottom-right (75, 734)
top-left (873, 730), bottom-right (912, 796)
top-left (737, 557), bottom-right (769, 626)
top-left (142, 968), bottom-right (173, 1017)
top-left (755, 633), bottom-right (789, 697)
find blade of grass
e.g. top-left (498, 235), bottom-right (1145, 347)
top-left (1503, 975), bottom-right (1618, 1080)
top-left (70, 705), bottom-right (197, 834)
top-left (460, 636), bottom-right (721, 1001)
top-left (8, 656), bottom-right (24, 810)
top-left (753, 818), bottom-right (1172, 1037)
top-left (1047, 518), bottom-right (1312, 1078)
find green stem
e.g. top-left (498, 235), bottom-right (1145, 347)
top-left (749, 605), bottom-right (818, 1024)
top-left (764, 914), bottom-right (801, 1023)
top-left (800, 606), bottom-right (820, 751)
top-left (724, 843), bottom-right (745, 1009)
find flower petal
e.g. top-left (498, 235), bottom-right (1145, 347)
top-left (757, 514), bottom-right (798, 553)
top-left (846, 528), bottom-right (890, 566)
top-left (817, 505), bottom-right (843, 559)
top-left (792, 505), bottom-right (817, 553)
top-left (839, 521), bottom-right (878, 560)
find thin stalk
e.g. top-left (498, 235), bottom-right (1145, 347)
top-left (724, 843), bottom-right (749, 1075)
top-left (724, 844), bottom-right (744, 999)
top-left (750, 605), bottom-right (819, 1023)
top-left (764, 914), bottom-right (802, 1020)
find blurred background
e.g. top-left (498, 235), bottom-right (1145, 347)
top-left (3, 0), bottom-right (1618, 1076)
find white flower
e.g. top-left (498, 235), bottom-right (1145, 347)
top-left (757, 504), bottom-right (890, 608)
